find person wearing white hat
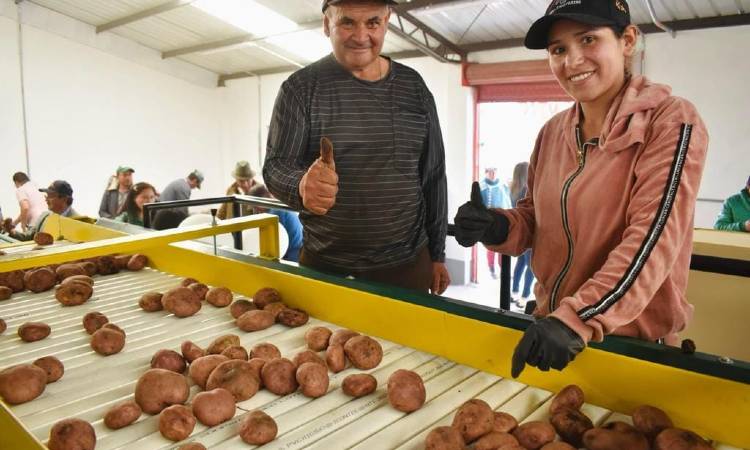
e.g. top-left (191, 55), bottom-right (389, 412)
top-left (218, 161), bottom-right (257, 220)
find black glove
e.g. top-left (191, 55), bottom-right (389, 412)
top-left (511, 317), bottom-right (585, 378)
top-left (453, 182), bottom-right (509, 247)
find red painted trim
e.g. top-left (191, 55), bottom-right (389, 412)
top-left (470, 87), bottom-right (480, 284)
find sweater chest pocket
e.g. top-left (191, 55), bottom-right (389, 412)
top-left (393, 108), bottom-right (427, 174)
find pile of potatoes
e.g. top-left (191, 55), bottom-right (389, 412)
top-left (138, 277), bottom-right (242, 317)
top-left (234, 287), bottom-right (311, 332)
top-left (0, 354), bottom-right (65, 405)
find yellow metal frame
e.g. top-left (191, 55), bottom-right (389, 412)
top-left (2, 220), bottom-right (749, 448)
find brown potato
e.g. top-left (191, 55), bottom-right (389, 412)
top-left (247, 358), bottom-right (266, 382)
top-left (139, 292), bottom-right (163, 312)
top-left (452, 399), bottom-right (494, 443)
top-left (96, 255), bottom-right (120, 275)
top-left (330, 329), bottom-right (360, 346)
top-left (261, 358), bottom-right (298, 396)
top-left (550, 408), bottom-right (593, 448)
top-left (632, 405), bottom-right (674, 442)
top-left (344, 335), bottom-right (383, 370)
top-left (151, 349), bottom-right (187, 373)
top-left (474, 432), bottom-right (519, 450)
top-left (135, 368), bottom-right (190, 414)
top-left (230, 299), bottom-right (256, 319)
top-left (181, 277), bottom-right (199, 287)
top-left (252, 287), bottom-right (281, 309)
top-left (492, 411), bottom-right (518, 433)
top-left (653, 428), bottom-right (713, 450)
top-left (0, 318), bottom-right (6, 334)
top-left (104, 400), bottom-right (142, 429)
top-left (236, 310), bottom-right (275, 332)
top-left (264, 301), bottom-right (287, 319)
top-left (342, 373), bottom-right (377, 398)
top-left (221, 345), bottom-right (248, 360)
top-left (82, 312), bottom-right (108, 335)
top-left (192, 388), bottom-right (236, 427)
top-left (0, 270), bottom-right (25, 292)
top-left (549, 384), bottom-right (584, 415)
top-left (602, 421), bottom-right (638, 433)
top-left (55, 264), bottom-right (86, 282)
top-left (582, 426), bottom-right (649, 450)
top-left (0, 286), bottom-right (12, 300)
top-left (127, 254), bottom-right (148, 271)
top-left (206, 360), bottom-right (261, 402)
top-left (540, 443), bottom-right (576, 450)
top-left (387, 369), bottom-right (425, 413)
top-left (79, 261), bottom-right (97, 277)
top-left (293, 350), bottom-right (326, 368)
top-left (180, 341), bottom-right (205, 363)
top-left (114, 255), bottom-right (132, 270)
top-left (18, 322), bottom-right (51, 342)
top-left (296, 362), bottom-right (329, 398)
top-left (102, 323), bottom-right (126, 337)
top-left (188, 355), bottom-right (230, 389)
top-left (277, 308), bottom-right (309, 327)
top-left (425, 426), bottom-right (466, 450)
top-left (325, 344), bottom-right (346, 373)
top-left (162, 287), bottom-right (201, 317)
top-left (48, 418), bottom-right (95, 450)
top-left (62, 274), bottom-right (94, 286)
top-left (207, 334), bottom-right (241, 354)
top-left (250, 342), bottom-right (281, 361)
top-left (55, 281), bottom-right (93, 306)
top-left (0, 364), bottom-right (47, 404)
top-left (512, 421), bottom-right (556, 450)
top-left (91, 328), bottom-right (125, 355)
top-left (34, 231), bottom-right (54, 246)
top-left (206, 286), bottom-right (233, 307)
top-left (305, 326), bottom-right (332, 351)
top-left (24, 267), bottom-right (56, 293)
top-left (178, 444), bottom-right (206, 450)
top-left (239, 410), bottom-right (278, 445)
top-left (159, 404), bottom-right (196, 441)
top-left (187, 282), bottom-right (209, 300)
top-left (33, 356), bottom-right (64, 383)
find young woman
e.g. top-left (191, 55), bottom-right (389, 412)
top-left (455, 0), bottom-right (708, 377)
top-left (115, 182), bottom-right (157, 227)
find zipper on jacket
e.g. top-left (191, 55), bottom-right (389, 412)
top-left (549, 126), bottom-right (592, 312)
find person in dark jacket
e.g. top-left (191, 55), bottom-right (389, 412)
top-left (99, 166), bottom-right (134, 219)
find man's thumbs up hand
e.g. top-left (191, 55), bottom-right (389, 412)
top-left (299, 137), bottom-right (339, 215)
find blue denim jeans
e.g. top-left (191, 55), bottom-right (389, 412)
top-left (512, 250), bottom-right (535, 298)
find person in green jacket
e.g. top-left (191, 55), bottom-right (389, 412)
top-left (115, 182), bottom-right (157, 227)
top-left (714, 176), bottom-right (750, 232)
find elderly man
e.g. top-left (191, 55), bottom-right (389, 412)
top-left (5, 180), bottom-right (79, 241)
top-left (99, 165), bottom-right (134, 219)
top-left (218, 161), bottom-right (257, 220)
top-left (263, 0), bottom-right (450, 294)
top-left (161, 170), bottom-right (204, 216)
top-left (714, 176), bottom-right (750, 232)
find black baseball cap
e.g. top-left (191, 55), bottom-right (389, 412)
top-left (322, 0), bottom-right (397, 13)
top-left (39, 180), bottom-right (73, 198)
top-left (525, 0), bottom-right (631, 49)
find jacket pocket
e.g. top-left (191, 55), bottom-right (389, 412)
top-left (394, 108), bottom-right (428, 175)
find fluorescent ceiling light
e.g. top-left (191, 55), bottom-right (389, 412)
top-left (193, 0), bottom-right (298, 36)
top-left (265, 30), bottom-right (331, 63)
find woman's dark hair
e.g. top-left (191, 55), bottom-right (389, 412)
top-left (12, 172), bottom-right (29, 184)
top-left (510, 162), bottom-right (529, 205)
top-left (152, 209), bottom-right (188, 230)
top-left (120, 182), bottom-right (156, 218)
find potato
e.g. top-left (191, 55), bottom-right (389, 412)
top-left (55, 264), bottom-right (86, 282)
top-left (230, 299), bottom-right (256, 319)
top-left (55, 280), bottom-right (93, 306)
top-left (62, 274), bottom-right (94, 286)
top-left (540, 443), bottom-right (576, 450)
top-left (239, 410), bottom-right (278, 445)
top-left (181, 341), bottom-right (205, 363)
top-left (653, 428), bottom-right (713, 450)
top-left (188, 355), bottom-right (230, 389)
top-left (181, 277), bottom-right (199, 287)
top-left (102, 323), bottom-right (126, 337)
top-left (96, 255), bottom-right (119, 275)
top-left (159, 404), bottom-right (196, 441)
top-left (18, 322), bottom-right (51, 342)
top-left (192, 388), bottom-right (236, 427)
top-left (492, 411), bottom-right (518, 433)
top-left (425, 426), bottom-right (466, 450)
top-left (24, 267), bottom-right (56, 293)
top-left (264, 301), bottom-right (287, 319)
top-left (582, 425), bottom-right (649, 450)
top-left (250, 342), bottom-right (281, 361)
top-left (139, 292), bottom-right (163, 312)
top-left (151, 349), bottom-right (187, 373)
top-left (206, 360), bottom-right (261, 402)
top-left (602, 421), bottom-right (638, 433)
top-left (293, 350), bottom-right (326, 368)
top-left (114, 255), bottom-right (132, 270)
top-left (48, 418), bottom-right (96, 450)
top-left (34, 231), bottom-right (54, 246)
top-left (0, 286), bottom-right (12, 300)
top-left (236, 310), bottom-right (275, 332)
top-left (135, 368), bottom-right (190, 414)
top-left (342, 373), bottom-right (377, 398)
top-left (305, 326), bottom-right (332, 351)
top-left (452, 399), bottom-right (494, 443)
top-left (79, 261), bottom-right (97, 277)
top-left (0, 318), bottom-right (6, 334)
top-left (162, 287), bottom-right (201, 317)
top-left (127, 254), bottom-right (148, 271)
top-left (474, 432), bottom-right (519, 450)
top-left (206, 286), bottom-right (233, 307)
top-left (207, 334), bottom-right (241, 354)
top-left (178, 444), bottom-right (206, 450)
top-left (91, 327), bottom-right (125, 355)
top-left (325, 344), bottom-right (346, 373)
top-left (0, 270), bottom-right (25, 292)
top-left (512, 421), bottom-right (556, 450)
top-left (33, 356), bottom-right (64, 383)
top-left (81, 312), bottom-right (108, 335)
top-left (344, 335), bottom-right (383, 370)
top-left (0, 364), bottom-right (47, 404)
top-left (104, 400), bottom-right (142, 429)
top-left (550, 407), bottom-right (593, 448)
top-left (253, 287), bottom-right (281, 309)
top-left (296, 362), bottom-right (329, 398)
top-left (387, 369), bottom-right (425, 413)
top-left (261, 358), bottom-right (298, 396)
top-left (330, 329), bottom-right (360, 346)
top-left (221, 345), bottom-right (248, 360)
top-left (277, 308), bottom-right (309, 327)
top-left (632, 405), bottom-right (674, 442)
top-left (549, 384), bottom-right (584, 415)
top-left (187, 283), bottom-right (209, 300)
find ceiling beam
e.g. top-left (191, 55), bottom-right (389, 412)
top-left (96, 0), bottom-right (196, 34)
top-left (394, 0), bottom-right (480, 13)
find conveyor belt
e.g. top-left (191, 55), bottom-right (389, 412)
top-left (0, 269), bottom-right (743, 449)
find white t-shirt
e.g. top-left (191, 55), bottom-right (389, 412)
top-left (16, 181), bottom-right (48, 227)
